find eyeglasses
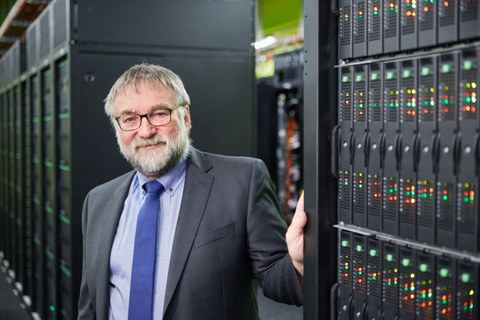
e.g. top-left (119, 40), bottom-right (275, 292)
top-left (114, 105), bottom-right (183, 131)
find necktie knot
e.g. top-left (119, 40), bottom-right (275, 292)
top-left (143, 180), bottom-right (163, 195)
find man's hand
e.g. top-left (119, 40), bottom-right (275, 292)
top-left (286, 192), bottom-right (307, 277)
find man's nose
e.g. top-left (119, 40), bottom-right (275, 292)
top-left (137, 117), bottom-right (157, 137)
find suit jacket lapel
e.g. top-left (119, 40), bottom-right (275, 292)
top-left (163, 148), bottom-right (214, 315)
top-left (96, 172), bottom-right (135, 320)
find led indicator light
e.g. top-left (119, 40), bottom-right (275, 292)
top-left (461, 273), bottom-right (471, 283)
top-left (440, 268), bottom-right (449, 278)
top-left (356, 245), bottom-right (363, 252)
top-left (419, 264), bottom-right (428, 272)
top-left (50, 306), bottom-right (56, 312)
top-left (402, 258), bottom-right (411, 267)
top-left (355, 75), bottom-right (364, 82)
top-left (386, 254), bottom-right (394, 262)
top-left (442, 64), bottom-right (452, 73)
top-left (464, 60), bottom-right (474, 70)
top-left (369, 249), bottom-right (378, 257)
top-left (341, 240), bottom-right (349, 247)
top-left (342, 75), bottom-right (349, 83)
top-left (421, 67), bottom-right (431, 76)
top-left (387, 72), bottom-right (395, 80)
top-left (403, 70), bottom-right (412, 78)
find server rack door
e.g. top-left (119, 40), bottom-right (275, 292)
top-left (400, 0), bottom-right (418, 50)
top-left (436, 256), bottom-right (456, 319)
top-left (8, 88), bottom-right (18, 276)
top-left (459, 0), bottom-right (480, 40)
top-left (456, 261), bottom-right (478, 319)
top-left (418, 0), bottom-right (437, 48)
top-left (31, 73), bottom-right (45, 318)
top-left (338, 231), bottom-right (353, 319)
top-left (352, 234), bottom-right (367, 319)
top-left (366, 238), bottom-right (382, 320)
top-left (382, 62), bottom-right (400, 235)
top-left (398, 247), bottom-right (416, 320)
top-left (368, 63), bottom-right (384, 231)
top-left (41, 66), bottom-right (58, 320)
top-left (367, 0), bottom-right (383, 55)
top-left (339, 0), bottom-right (353, 59)
top-left (339, 67), bottom-right (353, 224)
top-left (382, 242), bottom-right (399, 319)
top-left (352, 64), bottom-right (368, 227)
top-left (417, 56), bottom-right (437, 245)
top-left (457, 48), bottom-right (479, 253)
top-left (55, 56), bottom-right (74, 320)
top-left (399, 59), bottom-right (418, 240)
top-left (384, 0), bottom-right (400, 53)
top-left (416, 252), bottom-right (436, 319)
top-left (438, 0), bottom-right (458, 44)
top-left (353, 0), bottom-right (368, 57)
top-left (437, 53), bottom-right (458, 248)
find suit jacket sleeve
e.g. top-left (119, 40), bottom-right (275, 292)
top-left (247, 159), bottom-right (303, 305)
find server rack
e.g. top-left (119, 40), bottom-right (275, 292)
top-left (303, 0), bottom-right (480, 319)
top-left (0, 0), bottom-right (255, 319)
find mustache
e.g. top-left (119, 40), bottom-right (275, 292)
top-left (131, 135), bottom-right (167, 149)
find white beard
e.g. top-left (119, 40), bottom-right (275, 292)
top-left (117, 122), bottom-right (191, 178)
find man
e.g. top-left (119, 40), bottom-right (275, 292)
top-left (78, 63), bottom-right (306, 320)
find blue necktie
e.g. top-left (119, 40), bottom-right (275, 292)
top-left (128, 180), bottom-right (164, 320)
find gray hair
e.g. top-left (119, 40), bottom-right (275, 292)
top-left (104, 63), bottom-right (191, 118)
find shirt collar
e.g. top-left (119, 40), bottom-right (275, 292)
top-left (135, 159), bottom-right (187, 196)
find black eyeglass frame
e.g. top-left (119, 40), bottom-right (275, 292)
top-left (114, 105), bottom-right (183, 131)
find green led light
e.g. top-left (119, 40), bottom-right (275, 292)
top-left (369, 249), bottom-right (378, 257)
top-left (402, 258), bottom-right (411, 267)
top-left (342, 75), bottom-right (350, 83)
top-left (403, 70), bottom-right (412, 78)
top-left (356, 245), bottom-right (363, 252)
top-left (442, 64), bottom-right (452, 73)
top-left (440, 268), bottom-right (449, 278)
top-left (420, 263), bottom-right (429, 272)
top-left (386, 71), bottom-right (395, 80)
top-left (341, 240), bottom-right (349, 248)
top-left (422, 67), bottom-right (431, 76)
top-left (356, 75), bottom-right (364, 82)
top-left (464, 60), bottom-right (474, 71)
top-left (371, 73), bottom-right (379, 81)
top-left (386, 254), bottom-right (394, 262)
top-left (461, 273), bottom-right (471, 283)
top-left (50, 306), bottom-right (56, 312)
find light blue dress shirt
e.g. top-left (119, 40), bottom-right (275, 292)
top-left (108, 160), bottom-right (187, 320)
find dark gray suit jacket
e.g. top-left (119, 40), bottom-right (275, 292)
top-left (78, 147), bottom-right (303, 319)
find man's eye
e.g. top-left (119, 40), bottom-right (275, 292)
top-left (151, 111), bottom-right (169, 118)
top-left (122, 116), bottom-right (138, 123)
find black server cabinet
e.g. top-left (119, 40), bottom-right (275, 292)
top-left (400, 0), bottom-right (418, 50)
top-left (352, 65), bottom-right (368, 227)
top-left (368, 63), bottom-right (383, 231)
top-left (417, 56), bottom-right (437, 245)
top-left (457, 49), bottom-right (479, 252)
top-left (368, 0), bottom-right (383, 55)
top-left (384, 0), bottom-right (400, 53)
top-left (366, 238), bottom-right (382, 320)
top-left (353, 0), bottom-right (368, 57)
top-left (339, 67), bottom-right (353, 224)
top-left (339, 0), bottom-right (353, 59)
top-left (398, 246), bottom-right (416, 320)
top-left (382, 62), bottom-right (400, 235)
top-left (399, 59), bottom-right (417, 240)
top-left (438, 0), bottom-right (458, 44)
top-left (436, 256), bottom-right (456, 319)
top-left (437, 53), bottom-right (458, 248)
top-left (8, 86), bottom-right (18, 281)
